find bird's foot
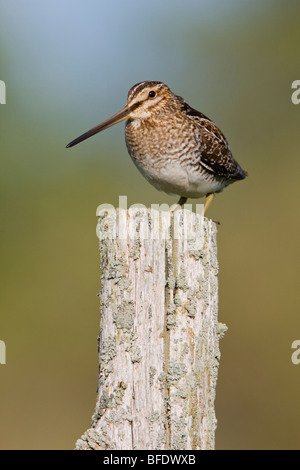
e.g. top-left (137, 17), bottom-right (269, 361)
top-left (170, 196), bottom-right (187, 212)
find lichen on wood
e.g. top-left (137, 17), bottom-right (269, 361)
top-left (76, 207), bottom-right (225, 450)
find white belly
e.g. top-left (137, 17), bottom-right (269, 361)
top-left (131, 157), bottom-right (226, 199)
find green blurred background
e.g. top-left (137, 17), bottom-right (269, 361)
top-left (0, 0), bottom-right (300, 450)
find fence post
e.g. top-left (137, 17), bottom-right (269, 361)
top-left (76, 207), bottom-right (227, 450)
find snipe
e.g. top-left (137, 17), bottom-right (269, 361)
top-left (66, 81), bottom-right (247, 215)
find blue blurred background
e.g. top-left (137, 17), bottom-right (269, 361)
top-left (0, 0), bottom-right (300, 449)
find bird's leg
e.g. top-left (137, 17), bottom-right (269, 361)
top-left (170, 196), bottom-right (188, 212)
top-left (202, 193), bottom-right (215, 217)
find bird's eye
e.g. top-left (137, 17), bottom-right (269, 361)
top-left (148, 91), bottom-right (156, 98)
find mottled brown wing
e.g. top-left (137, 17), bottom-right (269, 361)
top-left (182, 102), bottom-right (247, 180)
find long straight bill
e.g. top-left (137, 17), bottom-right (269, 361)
top-left (66, 105), bottom-right (131, 148)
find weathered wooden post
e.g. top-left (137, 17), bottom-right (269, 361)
top-left (76, 206), bottom-right (227, 450)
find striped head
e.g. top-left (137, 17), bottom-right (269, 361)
top-left (66, 81), bottom-right (174, 147)
top-left (126, 81), bottom-right (172, 119)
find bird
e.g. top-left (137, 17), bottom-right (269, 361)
top-left (66, 81), bottom-right (247, 215)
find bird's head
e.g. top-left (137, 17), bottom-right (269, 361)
top-left (66, 81), bottom-right (173, 148)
